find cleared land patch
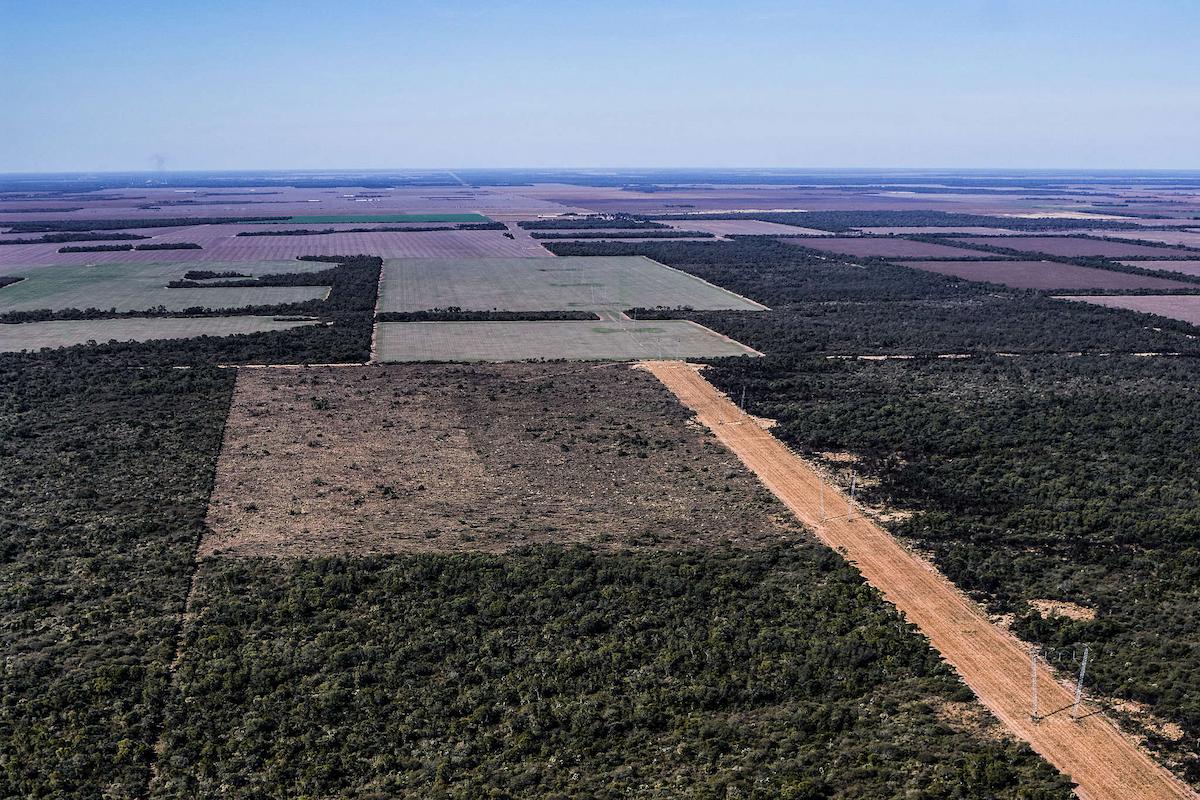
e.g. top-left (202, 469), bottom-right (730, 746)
top-left (1054, 295), bottom-right (1200, 325)
top-left (0, 315), bottom-right (319, 352)
top-left (377, 255), bottom-right (766, 313)
top-left (951, 236), bottom-right (1199, 259)
top-left (201, 363), bottom-right (796, 558)
top-left (783, 236), bottom-right (998, 259)
top-left (0, 260), bottom-right (330, 312)
top-left (899, 260), bottom-right (1193, 290)
top-left (374, 319), bottom-right (760, 361)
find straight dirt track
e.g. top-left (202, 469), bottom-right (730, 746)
top-left (642, 359), bottom-right (1197, 800)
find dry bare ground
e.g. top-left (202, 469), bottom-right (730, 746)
top-left (202, 363), bottom-right (797, 557)
top-left (642, 359), bottom-right (1197, 800)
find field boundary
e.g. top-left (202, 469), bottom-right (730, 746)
top-left (640, 255), bottom-right (772, 311)
top-left (641, 359), bottom-right (1197, 800)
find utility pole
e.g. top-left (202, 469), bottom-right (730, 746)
top-left (1072, 644), bottom-right (1090, 721)
top-left (739, 385), bottom-right (746, 413)
top-left (1030, 646), bottom-right (1040, 723)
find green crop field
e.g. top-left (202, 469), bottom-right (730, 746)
top-left (0, 261), bottom-right (331, 313)
top-left (270, 213), bottom-right (492, 224)
top-left (0, 316), bottom-right (320, 351)
top-left (374, 319), bottom-right (760, 361)
top-left (377, 255), bottom-right (768, 313)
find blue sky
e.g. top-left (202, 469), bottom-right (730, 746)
top-left (2, 0), bottom-right (1197, 171)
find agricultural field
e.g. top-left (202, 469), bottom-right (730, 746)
top-left (0, 261), bottom-right (330, 312)
top-left (374, 319), bottom-right (759, 361)
top-left (1122, 260), bottom-right (1200, 277)
top-left (203, 363), bottom-right (791, 558)
top-left (899, 260), bottom-right (1194, 290)
top-left (0, 226), bottom-right (541, 265)
top-left (784, 236), bottom-right (1000, 259)
top-left (951, 236), bottom-right (1200, 258)
top-left (1085, 229), bottom-right (1200, 248)
top-left (0, 315), bottom-right (319, 352)
top-left (376, 255), bottom-right (766, 313)
top-left (1054, 294), bottom-right (1200, 325)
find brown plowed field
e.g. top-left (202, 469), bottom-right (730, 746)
top-left (642, 359), bottom-right (1197, 800)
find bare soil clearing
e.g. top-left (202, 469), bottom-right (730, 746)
top-left (643, 359), bottom-right (1197, 800)
top-left (202, 363), bottom-right (797, 558)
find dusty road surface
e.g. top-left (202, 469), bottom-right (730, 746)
top-left (642, 359), bottom-right (1197, 800)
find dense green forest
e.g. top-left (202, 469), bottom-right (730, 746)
top-left (550, 238), bottom-right (1200, 780)
top-left (0, 356), bottom-right (234, 798)
top-left (152, 548), bottom-right (1070, 799)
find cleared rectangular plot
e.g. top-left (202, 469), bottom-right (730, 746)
top-left (0, 261), bottom-right (330, 312)
top-left (951, 236), bottom-right (1198, 258)
top-left (1054, 295), bottom-right (1200, 326)
top-left (900, 260), bottom-right (1193, 290)
top-left (202, 363), bottom-right (792, 557)
top-left (378, 255), bottom-right (766, 312)
top-left (374, 320), bottom-right (760, 362)
top-left (0, 316), bottom-right (318, 352)
top-left (783, 237), bottom-right (991, 259)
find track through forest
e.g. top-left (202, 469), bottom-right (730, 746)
top-left (642, 359), bottom-right (1197, 800)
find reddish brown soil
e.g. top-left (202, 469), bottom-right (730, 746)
top-left (201, 363), bottom-right (797, 558)
top-left (644, 359), bottom-right (1197, 800)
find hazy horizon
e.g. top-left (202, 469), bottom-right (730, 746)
top-left (3, 0), bottom-right (1198, 172)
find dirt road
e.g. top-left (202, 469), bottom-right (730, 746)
top-left (642, 359), bottom-right (1196, 800)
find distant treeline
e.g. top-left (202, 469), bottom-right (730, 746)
top-left (0, 232), bottom-right (149, 245)
top-left (2, 216), bottom-right (288, 233)
top-left (375, 309), bottom-right (598, 322)
top-left (235, 221), bottom-right (506, 237)
top-left (531, 230), bottom-right (714, 240)
top-left (183, 270), bottom-right (250, 280)
top-left (518, 215), bottom-right (668, 230)
top-left (647, 210), bottom-right (1152, 233)
top-left (58, 242), bottom-right (202, 253)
